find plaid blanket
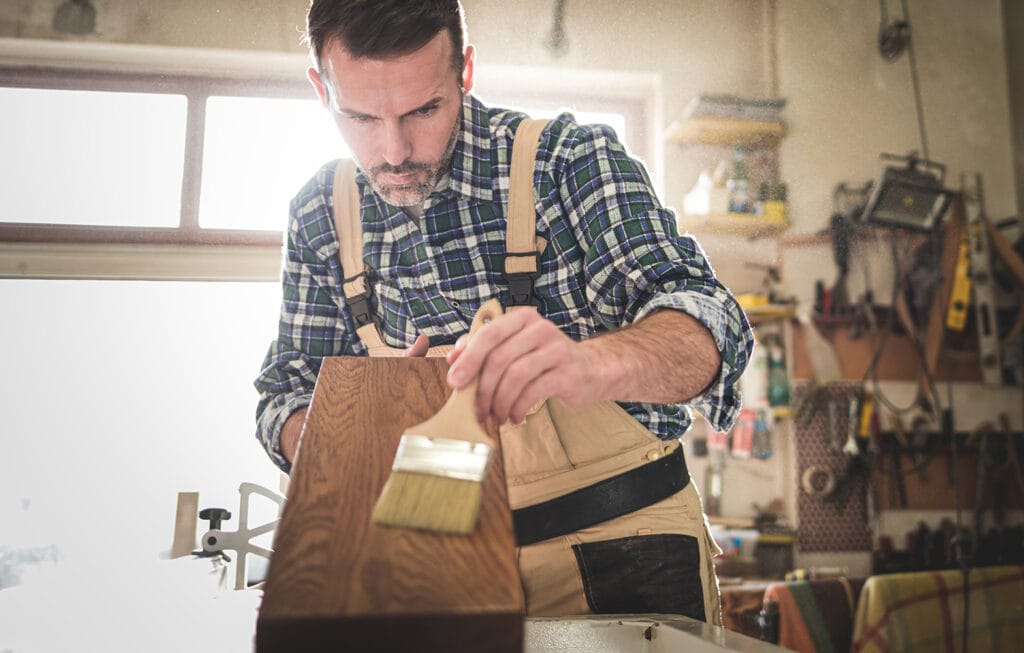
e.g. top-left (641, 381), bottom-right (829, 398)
top-left (764, 577), bottom-right (865, 653)
top-left (852, 565), bottom-right (1024, 652)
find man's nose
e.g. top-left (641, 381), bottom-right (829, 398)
top-left (381, 121), bottom-right (412, 167)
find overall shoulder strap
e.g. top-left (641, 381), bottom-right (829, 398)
top-left (331, 160), bottom-right (453, 357)
top-left (332, 160), bottom-right (403, 356)
top-left (506, 118), bottom-right (550, 306)
top-left (333, 159), bottom-right (364, 306)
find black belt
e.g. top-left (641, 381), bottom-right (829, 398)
top-left (511, 445), bottom-right (690, 547)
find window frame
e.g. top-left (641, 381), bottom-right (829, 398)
top-left (0, 39), bottom-right (661, 281)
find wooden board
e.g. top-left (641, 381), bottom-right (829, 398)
top-left (257, 358), bottom-right (524, 652)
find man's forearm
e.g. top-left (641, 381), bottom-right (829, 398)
top-left (280, 409), bottom-right (307, 464)
top-left (582, 309), bottom-right (721, 405)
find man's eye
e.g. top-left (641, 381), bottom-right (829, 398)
top-left (415, 106), bottom-right (435, 117)
top-left (349, 115), bottom-right (374, 123)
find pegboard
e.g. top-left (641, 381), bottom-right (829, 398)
top-left (793, 381), bottom-right (873, 552)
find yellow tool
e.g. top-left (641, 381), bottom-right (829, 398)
top-left (857, 391), bottom-right (874, 439)
top-left (945, 233), bottom-right (971, 331)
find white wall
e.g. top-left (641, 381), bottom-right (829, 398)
top-left (777, 0), bottom-right (1018, 232)
top-left (1006, 0), bottom-right (1024, 219)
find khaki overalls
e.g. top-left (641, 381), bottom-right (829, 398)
top-left (331, 119), bottom-right (722, 623)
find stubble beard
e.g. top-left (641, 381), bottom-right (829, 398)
top-left (367, 102), bottom-right (462, 207)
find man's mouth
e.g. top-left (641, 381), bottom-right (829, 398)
top-left (380, 171), bottom-right (420, 186)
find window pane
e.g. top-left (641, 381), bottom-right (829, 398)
top-left (0, 87), bottom-right (187, 227)
top-left (199, 96), bottom-right (347, 231)
top-left (529, 108), bottom-right (628, 148)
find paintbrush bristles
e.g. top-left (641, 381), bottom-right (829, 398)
top-left (371, 472), bottom-right (484, 534)
top-left (370, 298), bottom-right (503, 535)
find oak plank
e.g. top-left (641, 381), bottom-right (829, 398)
top-left (257, 357), bottom-right (523, 652)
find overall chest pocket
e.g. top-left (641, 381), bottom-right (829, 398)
top-left (435, 239), bottom-right (505, 308)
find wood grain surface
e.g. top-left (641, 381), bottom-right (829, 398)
top-left (257, 357), bottom-right (524, 652)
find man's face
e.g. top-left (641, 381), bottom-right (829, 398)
top-left (308, 32), bottom-right (474, 207)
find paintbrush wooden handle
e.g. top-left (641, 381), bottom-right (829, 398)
top-left (440, 298), bottom-right (504, 441)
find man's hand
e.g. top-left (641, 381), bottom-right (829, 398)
top-left (445, 307), bottom-right (721, 427)
top-left (445, 309), bottom-right (608, 426)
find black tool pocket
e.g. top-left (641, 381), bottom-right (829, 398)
top-left (572, 534), bottom-right (706, 621)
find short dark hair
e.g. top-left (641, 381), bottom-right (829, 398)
top-left (304, 0), bottom-right (466, 73)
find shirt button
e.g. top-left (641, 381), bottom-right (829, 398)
top-left (450, 299), bottom-right (460, 308)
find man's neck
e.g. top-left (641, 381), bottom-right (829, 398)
top-left (401, 172), bottom-right (450, 225)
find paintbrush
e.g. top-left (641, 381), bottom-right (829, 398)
top-left (370, 298), bottom-right (502, 534)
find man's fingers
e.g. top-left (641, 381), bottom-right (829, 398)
top-left (473, 318), bottom-right (553, 422)
top-left (488, 344), bottom-right (557, 424)
top-left (507, 374), bottom-right (557, 426)
top-left (446, 310), bottom-right (529, 388)
top-left (445, 335), bottom-right (468, 365)
top-left (404, 334), bottom-right (431, 357)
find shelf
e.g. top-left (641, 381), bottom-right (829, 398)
top-left (664, 116), bottom-right (787, 148)
top-left (678, 212), bottom-right (791, 239)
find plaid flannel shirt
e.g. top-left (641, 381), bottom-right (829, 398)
top-left (255, 93), bottom-right (753, 473)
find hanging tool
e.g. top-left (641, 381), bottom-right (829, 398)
top-left (857, 392), bottom-right (875, 443)
top-left (887, 430), bottom-right (909, 509)
top-left (972, 425), bottom-right (991, 546)
top-left (961, 173), bottom-right (1002, 385)
top-left (843, 394), bottom-right (861, 456)
top-left (828, 400), bottom-right (841, 454)
top-left (946, 231), bottom-right (972, 331)
top-left (907, 415), bottom-right (930, 483)
top-left (998, 413), bottom-right (1024, 501)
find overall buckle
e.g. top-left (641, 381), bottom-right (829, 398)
top-left (505, 252), bottom-right (540, 307)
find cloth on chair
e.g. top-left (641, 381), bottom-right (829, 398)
top-left (720, 582), bottom-right (771, 640)
top-left (852, 565), bottom-right (1024, 653)
top-left (763, 576), bottom-right (865, 653)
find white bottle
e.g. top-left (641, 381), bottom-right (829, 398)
top-left (739, 334), bottom-right (769, 409)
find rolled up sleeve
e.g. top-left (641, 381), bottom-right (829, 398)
top-left (554, 123), bottom-right (754, 432)
top-left (254, 164), bottom-right (362, 472)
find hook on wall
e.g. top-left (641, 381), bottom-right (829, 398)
top-left (53, 0), bottom-right (96, 36)
top-left (877, 0), bottom-right (909, 61)
top-left (545, 0), bottom-right (569, 58)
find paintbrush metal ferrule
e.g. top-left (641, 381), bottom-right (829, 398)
top-left (391, 434), bottom-right (493, 482)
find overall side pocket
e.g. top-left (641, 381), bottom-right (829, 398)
top-left (571, 533), bottom-right (706, 621)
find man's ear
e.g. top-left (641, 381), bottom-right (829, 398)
top-left (307, 66), bottom-right (329, 108)
top-left (461, 44), bottom-right (476, 93)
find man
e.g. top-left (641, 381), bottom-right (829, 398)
top-left (255, 0), bottom-right (753, 621)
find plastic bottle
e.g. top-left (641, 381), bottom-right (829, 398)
top-left (727, 144), bottom-right (752, 213)
top-left (704, 450), bottom-right (724, 517)
top-left (739, 334), bottom-right (769, 408)
top-left (766, 336), bottom-right (791, 407)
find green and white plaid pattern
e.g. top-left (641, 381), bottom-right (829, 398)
top-left (255, 94), bottom-right (753, 472)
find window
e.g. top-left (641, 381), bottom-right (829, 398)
top-left (0, 42), bottom-right (659, 281)
top-left (198, 96), bottom-right (346, 231)
top-left (0, 87), bottom-right (187, 227)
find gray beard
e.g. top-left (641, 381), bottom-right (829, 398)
top-left (368, 105), bottom-right (462, 207)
